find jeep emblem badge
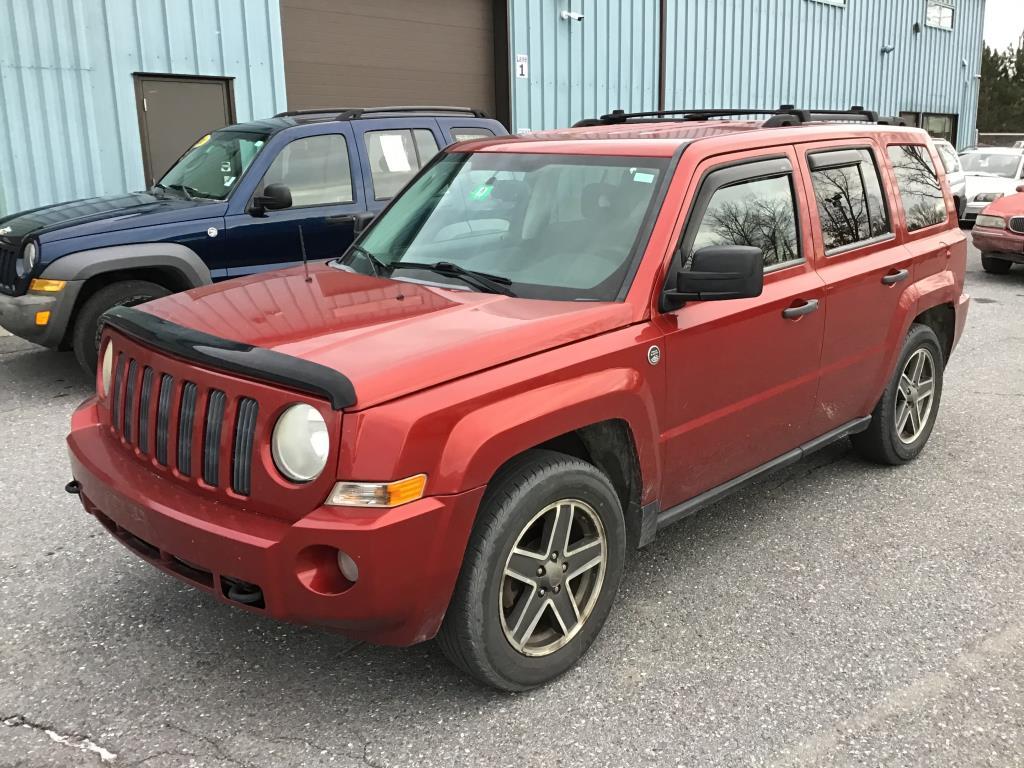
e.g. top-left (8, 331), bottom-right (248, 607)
top-left (207, 227), bottom-right (219, 238)
top-left (647, 345), bottom-right (661, 366)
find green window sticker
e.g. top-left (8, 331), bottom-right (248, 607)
top-left (470, 184), bottom-right (493, 201)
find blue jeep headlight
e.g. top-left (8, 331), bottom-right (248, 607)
top-left (21, 241), bottom-right (38, 274)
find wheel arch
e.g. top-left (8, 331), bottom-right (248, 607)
top-left (436, 369), bottom-right (660, 550)
top-left (40, 243), bottom-right (211, 348)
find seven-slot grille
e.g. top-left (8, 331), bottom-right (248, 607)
top-left (1009, 216), bottom-right (1024, 235)
top-left (109, 352), bottom-right (259, 495)
top-left (0, 244), bottom-right (18, 293)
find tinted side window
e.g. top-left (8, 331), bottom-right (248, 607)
top-left (259, 134), bottom-right (353, 207)
top-left (690, 174), bottom-right (800, 269)
top-left (451, 127), bottom-right (495, 142)
top-left (365, 129), bottom-right (440, 200)
top-left (809, 149), bottom-right (890, 252)
top-left (887, 145), bottom-right (946, 232)
top-left (935, 142), bottom-right (961, 174)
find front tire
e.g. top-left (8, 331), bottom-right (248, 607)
top-left (852, 324), bottom-right (944, 465)
top-left (981, 254), bottom-right (1013, 275)
top-left (72, 280), bottom-right (170, 375)
top-left (438, 450), bottom-right (625, 691)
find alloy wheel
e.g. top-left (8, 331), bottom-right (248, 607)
top-left (499, 499), bottom-right (607, 657)
top-left (894, 347), bottom-right (936, 444)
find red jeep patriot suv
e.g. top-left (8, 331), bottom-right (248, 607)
top-left (67, 106), bottom-right (969, 691)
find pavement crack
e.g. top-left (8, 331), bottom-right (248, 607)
top-left (160, 723), bottom-right (256, 768)
top-left (2, 713), bottom-right (117, 763)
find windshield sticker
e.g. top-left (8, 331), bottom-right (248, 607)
top-left (633, 172), bottom-right (655, 184)
top-left (223, 175), bottom-right (236, 187)
top-left (469, 184), bottom-right (493, 201)
top-left (193, 134), bottom-right (211, 148)
top-left (379, 134), bottom-right (412, 172)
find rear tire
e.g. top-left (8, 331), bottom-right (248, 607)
top-left (981, 254), bottom-right (1013, 275)
top-left (72, 280), bottom-right (170, 375)
top-left (438, 449), bottom-right (625, 691)
top-left (851, 324), bottom-right (944, 465)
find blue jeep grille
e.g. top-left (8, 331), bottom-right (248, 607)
top-left (0, 245), bottom-right (18, 294)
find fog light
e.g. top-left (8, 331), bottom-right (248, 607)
top-left (336, 550), bottom-right (359, 583)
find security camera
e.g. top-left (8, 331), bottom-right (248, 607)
top-left (560, 10), bottom-right (584, 21)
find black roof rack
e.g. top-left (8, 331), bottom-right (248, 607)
top-left (274, 105), bottom-right (489, 120)
top-left (573, 105), bottom-right (906, 129)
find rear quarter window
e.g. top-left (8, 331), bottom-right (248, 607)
top-left (887, 145), bottom-right (947, 232)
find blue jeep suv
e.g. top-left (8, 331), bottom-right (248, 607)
top-left (0, 106), bottom-right (506, 372)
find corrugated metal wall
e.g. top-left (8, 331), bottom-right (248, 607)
top-left (508, 0), bottom-right (984, 149)
top-left (664, 0), bottom-right (984, 149)
top-left (509, 0), bottom-right (660, 132)
top-left (0, 0), bottom-right (287, 216)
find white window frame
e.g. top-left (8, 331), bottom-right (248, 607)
top-left (925, 0), bottom-right (954, 31)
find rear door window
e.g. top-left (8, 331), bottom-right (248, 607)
top-left (887, 145), bottom-right (947, 232)
top-left (808, 148), bottom-right (891, 252)
top-left (450, 127), bottom-right (496, 143)
top-left (365, 129), bottom-right (440, 200)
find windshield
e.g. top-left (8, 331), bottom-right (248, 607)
top-left (337, 152), bottom-right (668, 301)
top-left (959, 152), bottom-right (1022, 179)
top-left (158, 130), bottom-right (269, 200)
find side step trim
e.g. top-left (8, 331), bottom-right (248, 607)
top-left (651, 416), bottom-right (872, 536)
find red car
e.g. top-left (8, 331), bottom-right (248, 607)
top-left (971, 187), bottom-right (1024, 274)
top-left (67, 107), bottom-right (969, 690)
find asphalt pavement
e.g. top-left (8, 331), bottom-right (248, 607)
top-left (1, 242), bottom-right (1022, 767)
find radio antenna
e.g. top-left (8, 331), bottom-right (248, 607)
top-left (298, 224), bottom-right (312, 283)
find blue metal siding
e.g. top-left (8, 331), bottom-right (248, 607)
top-left (509, 0), bottom-right (984, 149)
top-left (0, 0), bottom-right (287, 216)
top-left (509, 0), bottom-right (660, 133)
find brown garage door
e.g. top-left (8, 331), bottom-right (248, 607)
top-left (281, 0), bottom-right (496, 117)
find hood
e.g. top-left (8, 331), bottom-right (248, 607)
top-left (0, 192), bottom-right (220, 243)
top-left (977, 191), bottom-right (1024, 218)
top-left (137, 263), bottom-right (635, 408)
top-left (964, 174), bottom-right (1021, 200)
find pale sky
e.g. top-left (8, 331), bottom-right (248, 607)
top-left (984, 0), bottom-right (1024, 51)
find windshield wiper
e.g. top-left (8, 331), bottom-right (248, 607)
top-left (389, 261), bottom-right (516, 296)
top-left (340, 244), bottom-right (389, 276)
top-left (164, 183), bottom-right (194, 200)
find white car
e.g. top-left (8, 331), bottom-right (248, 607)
top-left (934, 139), bottom-right (966, 218)
top-left (960, 147), bottom-right (1024, 224)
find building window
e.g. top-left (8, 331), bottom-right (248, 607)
top-left (900, 111), bottom-right (959, 143)
top-left (925, 0), bottom-right (954, 30)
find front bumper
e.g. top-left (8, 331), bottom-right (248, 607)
top-left (0, 281), bottom-right (81, 346)
top-left (67, 405), bottom-right (484, 646)
top-left (971, 227), bottom-right (1024, 263)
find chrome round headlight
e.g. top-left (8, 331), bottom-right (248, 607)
top-left (272, 404), bottom-right (329, 482)
top-left (21, 241), bottom-right (38, 274)
top-left (100, 341), bottom-right (114, 397)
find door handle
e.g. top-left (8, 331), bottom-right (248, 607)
top-left (782, 299), bottom-right (819, 319)
top-left (881, 268), bottom-right (910, 285)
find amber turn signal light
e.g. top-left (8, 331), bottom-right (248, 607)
top-left (325, 474), bottom-right (427, 508)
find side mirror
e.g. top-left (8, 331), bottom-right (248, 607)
top-left (669, 245), bottom-right (764, 302)
top-left (249, 183), bottom-right (292, 216)
top-left (353, 212), bottom-right (375, 235)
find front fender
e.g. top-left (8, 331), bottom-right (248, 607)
top-left (39, 243), bottom-right (212, 286)
top-left (438, 367), bottom-right (661, 499)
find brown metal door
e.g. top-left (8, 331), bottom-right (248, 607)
top-left (134, 75), bottom-right (235, 186)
